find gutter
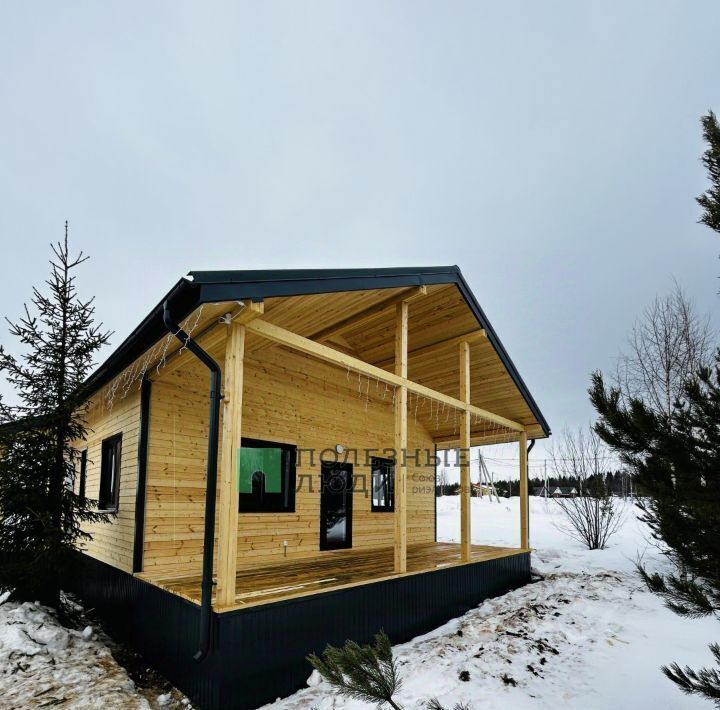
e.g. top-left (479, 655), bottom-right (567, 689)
top-left (162, 301), bottom-right (222, 663)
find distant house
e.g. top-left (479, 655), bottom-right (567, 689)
top-left (470, 482), bottom-right (493, 496)
top-left (533, 484), bottom-right (578, 498)
top-left (558, 486), bottom-right (578, 497)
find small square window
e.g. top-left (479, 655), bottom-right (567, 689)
top-left (99, 434), bottom-right (122, 511)
top-left (371, 457), bottom-right (395, 512)
top-left (238, 437), bottom-right (296, 513)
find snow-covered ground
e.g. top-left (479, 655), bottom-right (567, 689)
top-left (1, 498), bottom-right (716, 709)
top-left (266, 497), bottom-right (718, 709)
top-left (0, 594), bottom-right (151, 709)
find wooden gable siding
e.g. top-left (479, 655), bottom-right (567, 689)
top-left (141, 333), bottom-right (436, 580)
top-left (74, 389), bottom-right (142, 573)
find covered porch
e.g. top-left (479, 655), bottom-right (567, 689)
top-left (136, 279), bottom-right (540, 615)
top-left (208, 291), bottom-right (534, 610)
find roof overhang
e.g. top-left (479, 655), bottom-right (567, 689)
top-left (81, 266), bottom-right (550, 437)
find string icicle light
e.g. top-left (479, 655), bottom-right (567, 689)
top-left (101, 304), bottom-right (206, 412)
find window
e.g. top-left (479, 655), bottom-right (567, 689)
top-left (99, 434), bottom-right (122, 511)
top-left (238, 437), bottom-right (296, 513)
top-left (371, 457), bottom-right (395, 512)
top-left (78, 448), bottom-right (88, 502)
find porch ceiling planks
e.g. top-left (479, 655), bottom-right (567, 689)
top-left (308, 285), bottom-right (427, 342)
top-left (244, 286), bottom-right (421, 355)
top-left (253, 283), bottom-right (543, 439)
top-left (140, 542), bottom-right (525, 611)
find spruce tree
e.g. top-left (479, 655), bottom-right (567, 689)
top-left (0, 224), bottom-right (111, 607)
top-left (590, 359), bottom-right (720, 704)
top-left (698, 110), bottom-right (720, 237)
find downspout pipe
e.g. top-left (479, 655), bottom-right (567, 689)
top-left (162, 301), bottom-right (222, 664)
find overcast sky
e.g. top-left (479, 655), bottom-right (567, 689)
top-left (1, 2), bottom-right (719, 472)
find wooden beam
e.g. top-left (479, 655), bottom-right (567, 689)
top-left (394, 301), bottom-right (409, 574)
top-left (244, 319), bottom-right (524, 432)
top-left (309, 286), bottom-right (427, 342)
top-left (320, 333), bottom-right (359, 357)
top-left (216, 323), bottom-right (246, 607)
top-left (519, 430), bottom-right (529, 550)
top-left (459, 341), bottom-right (472, 562)
top-left (234, 300), bottom-right (265, 323)
top-left (434, 430), bottom-right (525, 448)
top-left (375, 329), bottom-right (486, 369)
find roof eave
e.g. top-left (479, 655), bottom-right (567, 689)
top-left (80, 266), bottom-right (550, 438)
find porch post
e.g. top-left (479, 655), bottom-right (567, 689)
top-left (394, 301), bottom-right (408, 574)
top-left (519, 430), bottom-right (529, 550)
top-left (216, 323), bottom-right (246, 607)
top-left (458, 341), bottom-right (471, 562)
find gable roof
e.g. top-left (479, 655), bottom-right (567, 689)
top-left (82, 266), bottom-right (550, 437)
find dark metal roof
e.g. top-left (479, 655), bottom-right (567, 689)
top-left (81, 266), bottom-right (550, 436)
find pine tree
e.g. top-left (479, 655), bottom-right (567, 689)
top-left (426, 700), bottom-right (471, 710)
top-left (697, 110), bottom-right (720, 237)
top-left (307, 630), bottom-right (403, 709)
top-left (590, 358), bottom-right (720, 704)
top-left (0, 224), bottom-right (111, 607)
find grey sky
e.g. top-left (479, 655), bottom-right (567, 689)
top-left (1, 2), bottom-right (719, 470)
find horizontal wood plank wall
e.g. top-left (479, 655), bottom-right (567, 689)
top-left (141, 332), bottom-right (436, 580)
top-left (71, 284), bottom-right (544, 580)
top-left (75, 390), bottom-right (142, 572)
top-left (143, 363), bottom-right (214, 578)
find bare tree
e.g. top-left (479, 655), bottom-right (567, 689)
top-left (613, 282), bottom-right (713, 417)
top-left (436, 468), bottom-right (448, 496)
top-left (549, 428), bottom-right (625, 550)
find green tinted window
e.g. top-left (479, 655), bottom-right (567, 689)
top-left (238, 447), bottom-right (282, 494)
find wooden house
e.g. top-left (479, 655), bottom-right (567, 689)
top-left (532, 484), bottom-right (578, 498)
top-left (67, 266), bottom-right (550, 709)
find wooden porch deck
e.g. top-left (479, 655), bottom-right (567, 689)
top-left (140, 542), bottom-right (525, 612)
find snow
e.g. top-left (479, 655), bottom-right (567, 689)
top-left (0, 498), bottom-right (715, 709)
top-left (264, 497), bottom-right (718, 709)
top-left (0, 599), bottom-right (150, 709)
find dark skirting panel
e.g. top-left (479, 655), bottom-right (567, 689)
top-left (68, 551), bottom-right (530, 710)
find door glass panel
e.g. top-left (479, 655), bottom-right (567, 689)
top-left (321, 463), bottom-right (352, 549)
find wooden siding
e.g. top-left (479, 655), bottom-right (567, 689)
top-left (141, 334), bottom-right (436, 580)
top-left (74, 281), bottom-right (542, 581)
top-left (75, 389), bottom-right (142, 572)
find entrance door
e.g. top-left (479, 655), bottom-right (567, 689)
top-left (320, 461), bottom-right (353, 550)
